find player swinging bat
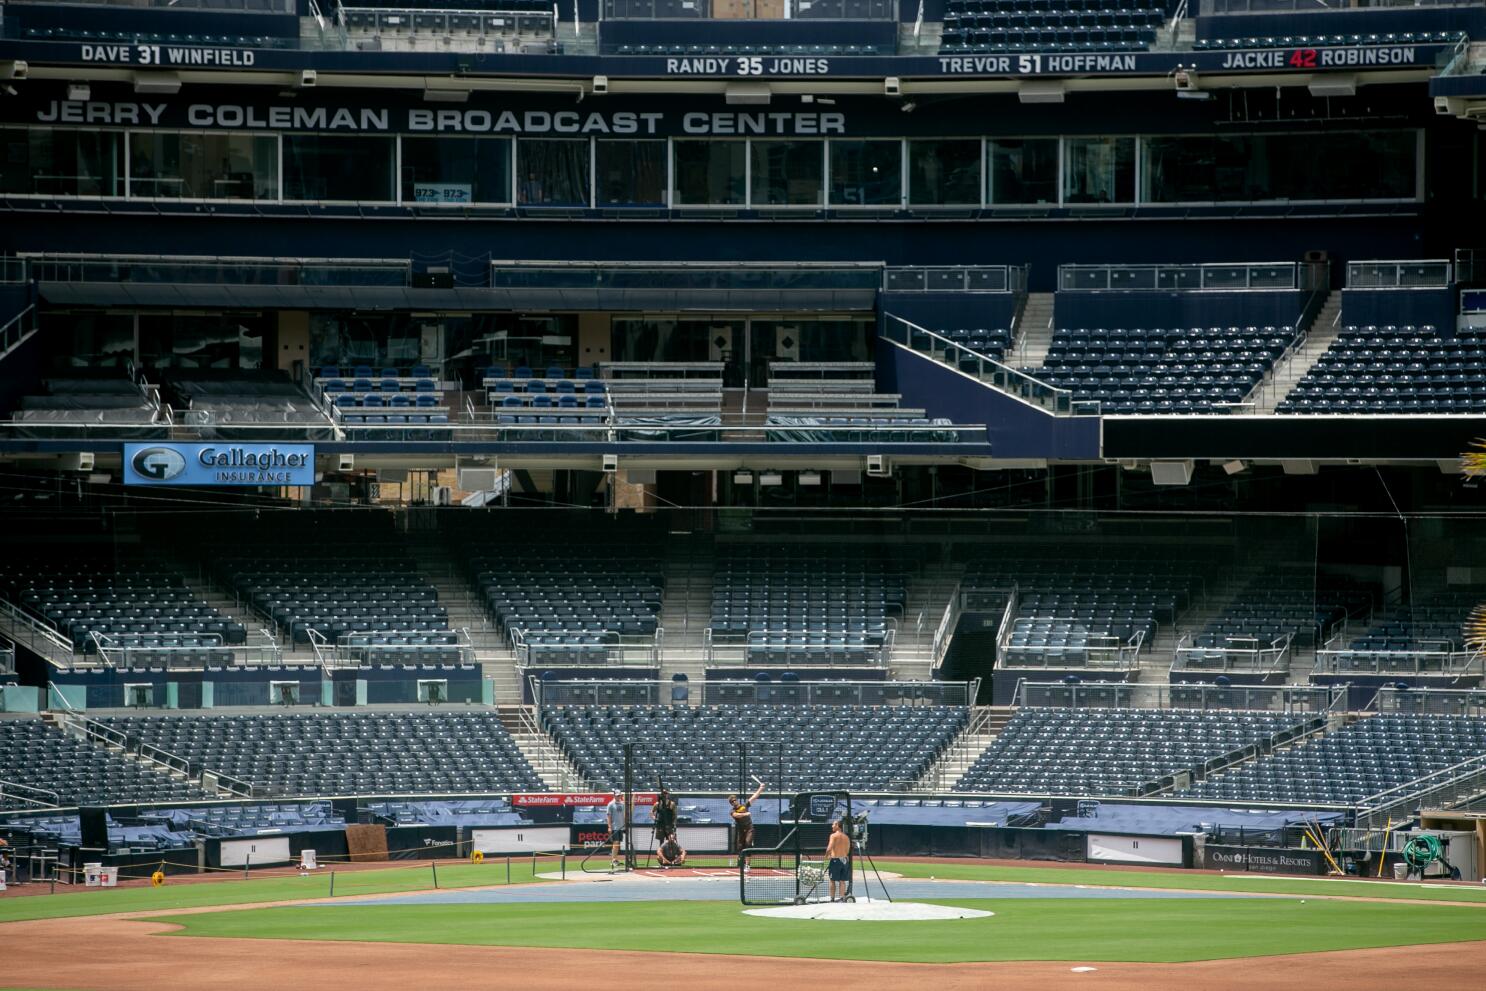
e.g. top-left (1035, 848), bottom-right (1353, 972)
top-left (728, 776), bottom-right (767, 871)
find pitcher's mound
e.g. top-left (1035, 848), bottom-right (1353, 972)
top-left (743, 900), bottom-right (992, 921)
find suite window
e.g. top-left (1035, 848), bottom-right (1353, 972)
top-left (1142, 131), bottom-right (1417, 203)
top-left (400, 135), bottom-right (511, 205)
top-left (1063, 136), bottom-right (1134, 204)
top-left (989, 138), bottom-right (1058, 205)
top-left (0, 127), bottom-right (122, 196)
top-left (596, 139), bottom-right (666, 207)
top-left (283, 134), bottom-right (393, 201)
top-left (908, 139), bottom-right (981, 206)
top-left (750, 140), bottom-right (823, 206)
top-left (672, 140), bottom-right (745, 206)
top-left (128, 131), bottom-right (277, 200)
top-left (828, 139), bottom-right (901, 206)
top-left (517, 138), bottom-right (590, 207)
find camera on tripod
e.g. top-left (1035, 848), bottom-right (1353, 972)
top-left (840, 810), bottom-right (870, 843)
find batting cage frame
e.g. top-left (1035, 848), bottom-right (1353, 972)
top-left (738, 791), bottom-right (854, 906)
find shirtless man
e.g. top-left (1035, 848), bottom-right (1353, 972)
top-left (728, 779), bottom-right (766, 871)
top-left (826, 819), bottom-right (851, 902)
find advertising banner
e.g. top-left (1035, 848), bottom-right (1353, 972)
top-left (123, 442), bottom-right (314, 486)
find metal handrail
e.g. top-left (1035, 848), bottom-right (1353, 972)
top-left (0, 777), bottom-right (61, 809)
top-left (1355, 753), bottom-right (1486, 831)
top-left (0, 596), bottom-right (75, 664)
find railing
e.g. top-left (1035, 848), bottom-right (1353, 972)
top-left (1313, 646), bottom-right (1483, 678)
top-left (915, 703), bottom-right (993, 793)
top-left (703, 629), bottom-right (892, 667)
top-left (4, 0), bottom-right (295, 9)
top-left (880, 314), bottom-right (1100, 416)
top-left (340, 6), bottom-right (557, 35)
top-left (1014, 679), bottom-right (1343, 713)
top-left (1367, 686), bottom-right (1486, 718)
top-left (0, 597), bottom-right (76, 666)
top-left (1172, 632), bottom-right (1293, 675)
top-left (1200, 0), bottom-right (1476, 12)
top-left (520, 702), bottom-right (587, 791)
top-left (0, 633), bottom-right (14, 677)
top-left (1000, 621), bottom-right (1144, 671)
top-left (0, 257), bottom-right (27, 283)
top-left (1059, 261), bottom-right (1299, 291)
top-left (21, 253), bottom-right (412, 288)
top-left (536, 678), bottom-right (977, 707)
top-left (1455, 248), bottom-right (1486, 287)
top-left (0, 778), bottom-right (61, 810)
top-left (601, 0), bottom-right (894, 18)
top-left (930, 582), bottom-right (967, 672)
top-left (514, 628), bottom-right (661, 667)
top-left (334, 628), bottom-right (476, 666)
top-left (882, 265), bottom-right (1027, 293)
top-left (0, 305), bottom-right (38, 363)
top-left (1346, 259), bottom-right (1452, 289)
top-left (1355, 754), bottom-right (1486, 832)
top-left (90, 631), bottom-right (285, 670)
top-left (491, 260), bottom-right (882, 291)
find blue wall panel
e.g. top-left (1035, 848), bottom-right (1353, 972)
top-left (879, 292), bottom-right (1017, 332)
top-left (1339, 288), bottom-right (1456, 334)
top-left (1054, 290), bottom-right (1307, 331)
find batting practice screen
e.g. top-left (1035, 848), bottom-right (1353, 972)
top-left (739, 791), bottom-right (851, 905)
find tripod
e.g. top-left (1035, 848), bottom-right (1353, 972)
top-left (849, 833), bottom-right (892, 903)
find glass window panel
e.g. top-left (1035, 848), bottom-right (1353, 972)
top-left (595, 139), bottom-right (666, 207)
top-left (41, 311), bottom-right (134, 369)
top-left (283, 134), bottom-right (393, 201)
top-left (749, 140), bottom-right (823, 206)
top-left (828, 139), bottom-right (901, 206)
top-left (400, 135), bottom-right (511, 205)
top-left (1142, 131), bottom-right (1416, 203)
top-left (138, 313), bottom-right (269, 371)
top-left (908, 139), bottom-right (980, 205)
top-left (989, 137), bottom-right (1058, 205)
top-left (1063, 136), bottom-right (1134, 204)
top-left (672, 140), bottom-right (745, 206)
top-left (0, 127), bottom-right (122, 196)
top-left (517, 138), bottom-right (590, 207)
top-left (128, 132), bottom-right (277, 200)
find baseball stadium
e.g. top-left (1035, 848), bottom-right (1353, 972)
top-left (2, 0), bottom-right (1486, 985)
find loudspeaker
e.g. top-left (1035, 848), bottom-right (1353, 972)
top-left (602, 454), bottom-right (618, 473)
top-left (79, 806), bottom-right (108, 851)
top-left (413, 271), bottom-right (454, 289)
top-left (1150, 460), bottom-right (1194, 486)
top-left (866, 455), bottom-right (890, 477)
top-left (337, 455), bottom-right (355, 472)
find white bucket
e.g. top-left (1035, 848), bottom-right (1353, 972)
top-left (83, 862), bottom-right (104, 887)
top-left (99, 866), bottom-right (118, 888)
top-left (300, 849), bottom-right (318, 871)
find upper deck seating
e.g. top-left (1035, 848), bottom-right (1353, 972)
top-left (941, 0), bottom-right (1165, 54)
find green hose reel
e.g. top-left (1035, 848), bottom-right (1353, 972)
top-left (1402, 834), bottom-right (1445, 869)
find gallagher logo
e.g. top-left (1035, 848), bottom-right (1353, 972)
top-left (130, 447), bottom-right (188, 481)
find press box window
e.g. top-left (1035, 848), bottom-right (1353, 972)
top-left (0, 126), bottom-right (123, 197)
top-left (596, 139), bottom-right (666, 207)
top-left (828, 139), bottom-right (902, 206)
top-left (672, 140), bottom-right (746, 206)
top-left (517, 138), bottom-right (591, 207)
top-left (750, 140), bottom-right (823, 207)
top-left (989, 137), bottom-right (1058, 205)
top-left (129, 131), bottom-right (277, 200)
top-left (908, 139), bottom-right (981, 206)
top-left (1063, 136), bottom-right (1134, 205)
top-left (401, 135), bottom-right (512, 205)
top-left (284, 134), bottom-right (394, 202)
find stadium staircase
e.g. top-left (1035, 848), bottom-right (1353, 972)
top-left (888, 563), bottom-right (965, 679)
top-left (913, 705), bottom-right (1012, 791)
top-left (406, 534), bottom-right (523, 703)
top-left (1249, 290), bottom-right (1343, 414)
top-left (1011, 292), bottom-right (1056, 369)
top-left (0, 599), bottom-right (75, 671)
top-left (499, 706), bottom-right (590, 790)
top-left (554, 20), bottom-right (597, 55)
top-left (657, 534), bottom-right (714, 683)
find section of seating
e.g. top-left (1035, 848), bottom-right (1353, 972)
top-left (318, 364), bottom-right (449, 424)
top-left (1193, 574), bottom-right (1373, 653)
top-left (0, 561), bottom-right (246, 654)
top-left (337, 0), bottom-right (558, 54)
top-left (543, 703), bottom-right (968, 791)
top-left (710, 547), bottom-right (907, 664)
top-left (941, 0), bottom-right (1165, 54)
top-left (1032, 324), bottom-right (1294, 413)
top-left (453, 515), bottom-right (664, 661)
top-left (955, 708), bottom-right (1301, 795)
top-left (214, 514), bottom-right (448, 647)
top-left (1192, 30), bottom-right (1462, 51)
top-left (7, 375), bottom-right (158, 429)
top-left (482, 364), bottom-right (608, 410)
top-left (1277, 325), bottom-right (1486, 414)
top-left (764, 362), bottom-right (957, 442)
top-left (1181, 714), bottom-right (1486, 804)
top-left (942, 327), bottom-right (1014, 363)
top-left (1343, 588), bottom-right (1484, 653)
top-left (165, 371), bottom-right (328, 426)
top-left (965, 556), bottom-right (1199, 666)
top-left (0, 717), bottom-right (208, 808)
top-left (100, 712), bottom-right (544, 796)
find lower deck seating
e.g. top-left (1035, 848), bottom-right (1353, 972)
top-left (1278, 326), bottom-right (1485, 414)
top-left (1180, 714), bottom-right (1486, 804)
top-left (0, 717), bottom-right (208, 808)
top-left (100, 712), bottom-right (543, 797)
top-left (544, 703), bottom-right (968, 792)
top-left (955, 708), bottom-right (1301, 795)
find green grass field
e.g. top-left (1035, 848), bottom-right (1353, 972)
top-left (151, 897), bottom-right (1486, 964)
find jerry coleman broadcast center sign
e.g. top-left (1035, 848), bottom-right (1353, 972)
top-left (123, 443), bottom-right (314, 487)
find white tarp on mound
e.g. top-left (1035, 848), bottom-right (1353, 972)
top-left (744, 900), bottom-right (992, 922)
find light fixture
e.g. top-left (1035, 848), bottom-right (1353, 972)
top-left (132, 72), bottom-right (181, 95)
top-left (67, 82), bottom-right (90, 102)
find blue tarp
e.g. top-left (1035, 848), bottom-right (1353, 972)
top-left (1045, 803), bottom-right (1344, 837)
